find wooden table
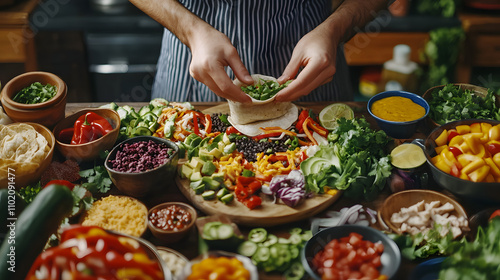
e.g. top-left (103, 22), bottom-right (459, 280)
top-left (65, 101), bottom-right (491, 280)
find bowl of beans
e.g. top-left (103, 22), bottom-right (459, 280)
top-left (105, 136), bottom-right (179, 197)
top-left (148, 202), bottom-right (197, 244)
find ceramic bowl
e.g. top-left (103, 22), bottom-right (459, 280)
top-left (156, 247), bottom-right (190, 280)
top-left (105, 136), bottom-right (179, 197)
top-left (0, 71), bottom-right (67, 128)
top-left (422, 83), bottom-right (499, 129)
top-left (414, 119), bottom-right (500, 203)
top-left (367, 90), bottom-right (429, 139)
top-left (301, 224), bottom-right (401, 280)
top-left (52, 108), bottom-right (120, 162)
top-left (107, 230), bottom-right (173, 280)
top-left (378, 189), bottom-right (468, 234)
top-left (148, 202), bottom-right (197, 244)
top-left (0, 122), bottom-right (55, 188)
top-left (180, 251), bottom-right (258, 280)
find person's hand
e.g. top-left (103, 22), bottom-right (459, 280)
top-left (275, 25), bottom-right (339, 102)
top-left (188, 27), bottom-right (254, 102)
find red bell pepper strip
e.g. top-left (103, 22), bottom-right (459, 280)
top-left (254, 132), bottom-right (283, 141)
top-left (307, 118), bottom-right (329, 137)
top-left (193, 113), bottom-right (201, 136)
top-left (296, 109), bottom-right (310, 132)
top-left (302, 117), bottom-right (318, 145)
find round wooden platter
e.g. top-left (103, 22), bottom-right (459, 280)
top-left (176, 175), bottom-right (342, 227)
top-left (175, 103), bottom-right (342, 226)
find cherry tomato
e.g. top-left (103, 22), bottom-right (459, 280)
top-left (43, 179), bottom-right (75, 190)
top-left (487, 143), bottom-right (500, 155)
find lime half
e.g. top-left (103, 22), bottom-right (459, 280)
top-left (390, 143), bottom-right (426, 169)
top-left (319, 103), bottom-right (354, 130)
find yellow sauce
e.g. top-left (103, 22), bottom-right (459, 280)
top-left (371, 96), bottom-right (425, 122)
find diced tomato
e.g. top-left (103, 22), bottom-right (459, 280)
top-left (371, 255), bottom-right (382, 267)
top-left (488, 143), bottom-right (500, 155)
top-left (237, 176), bottom-right (255, 185)
top-left (234, 183), bottom-right (249, 200)
top-left (348, 232), bottom-right (363, 246)
top-left (242, 195), bottom-right (261, 210)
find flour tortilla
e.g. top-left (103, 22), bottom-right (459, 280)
top-left (228, 103), bottom-right (299, 136)
top-left (229, 74), bottom-right (293, 125)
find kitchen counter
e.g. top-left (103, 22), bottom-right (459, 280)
top-left (64, 101), bottom-right (492, 280)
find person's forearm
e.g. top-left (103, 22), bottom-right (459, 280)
top-left (322, 0), bottom-right (391, 43)
top-left (129, 0), bottom-right (208, 48)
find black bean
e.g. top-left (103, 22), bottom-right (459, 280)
top-left (109, 140), bottom-right (173, 173)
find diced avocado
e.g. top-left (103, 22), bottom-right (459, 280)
top-left (202, 190), bottom-right (216, 200)
top-left (184, 133), bottom-right (202, 148)
top-left (199, 149), bottom-right (214, 161)
top-left (190, 171), bottom-right (203, 181)
top-left (202, 177), bottom-right (221, 191)
top-left (211, 172), bottom-right (225, 183)
top-left (190, 180), bottom-right (205, 194)
top-left (222, 133), bottom-right (231, 145)
top-left (201, 161), bottom-right (217, 176)
top-left (199, 137), bottom-right (211, 148)
top-left (187, 157), bottom-right (205, 171)
top-left (223, 142), bottom-right (236, 154)
top-left (300, 157), bottom-right (332, 175)
top-left (217, 141), bottom-right (226, 151)
top-left (212, 133), bottom-right (224, 144)
top-left (180, 164), bottom-right (193, 179)
top-left (208, 147), bottom-right (222, 159)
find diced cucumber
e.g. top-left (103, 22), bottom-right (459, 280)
top-left (99, 102), bottom-right (118, 110)
top-left (190, 171), bottom-right (203, 181)
top-left (132, 126), bottom-right (152, 136)
top-left (201, 177), bottom-right (221, 191)
top-left (116, 107), bottom-right (129, 120)
top-left (216, 187), bottom-right (229, 199)
top-left (180, 164), bottom-right (193, 179)
top-left (150, 98), bottom-right (169, 108)
top-left (220, 193), bottom-right (234, 204)
top-left (238, 241), bottom-right (258, 257)
top-left (138, 105), bottom-right (152, 116)
top-left (201, 190), bottom-right (215, 200)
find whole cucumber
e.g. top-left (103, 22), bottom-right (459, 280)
top-left (0, 184), bottom-right (73, 280)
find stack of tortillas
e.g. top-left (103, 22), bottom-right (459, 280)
top-left (228, 74), bottom-right (298, 136)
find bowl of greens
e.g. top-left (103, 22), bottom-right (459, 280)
top-left (0, 71), bottom-right (67, 128)
top-left (422, 83), bottom-right (500, 129)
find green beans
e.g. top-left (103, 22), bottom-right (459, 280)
top-left (12, 82), bottom-right (57, 104)
top-left (241, 79), bottom-right (292, 100)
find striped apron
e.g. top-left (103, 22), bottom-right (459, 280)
top-left (152, 0), bottom-right (352, 102)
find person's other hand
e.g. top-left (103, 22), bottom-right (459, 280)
top-left (275, 25), bottom-right (338, 102)
top-left (188, 27), bottom-right (253, 102)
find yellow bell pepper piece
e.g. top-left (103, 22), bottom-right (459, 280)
top-left (494, 153), bottom-right (500, 169)
top-left (449, 135), bottom-right (464, 147)
top-left (435, 145), bottom-right (448, 155)
top-left (485, 174), bottom-right (495, 183)
top-left (468, 165), bottom-right (490, 182)
top-left (434, 159), bottom-right (451, 174)
top-left (463, 133), bottom-right (483, 155)
top-left (489, 125), bottom-right (500, 141)
top-left (459, 171), bottom-right (469, 180)
top-left (461, 158), bottom-right (485, 175)
top-left (481, 123), bottom-right (493, 142)
top-left (470, 122), bottom-right (481, 133)
top-left (456, 125), bottom-right (470, 135)
top-left (435, 129), bottom-right (448, 147)
top-left (459, 142), bottom-right (471, 154)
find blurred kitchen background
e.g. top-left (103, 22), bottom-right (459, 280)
top-left (0, 0), bottom-right (499, 103)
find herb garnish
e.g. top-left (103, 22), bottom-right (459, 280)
top-left (12, 82), bottom-right (57, 104)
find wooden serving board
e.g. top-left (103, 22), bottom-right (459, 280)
top-left (176, 176), bottom-right (342, 227)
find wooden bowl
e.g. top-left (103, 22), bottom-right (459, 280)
top-left (52, 108), bottom-right (120, 162)
top-left (0, 71), bottom-right (67, 128)
top-left (422, 83), bottom-right (499, 129)
top-left (378, 189), bottom-right (468, 234)
top-left (0, 122), bottom-right (55, 188)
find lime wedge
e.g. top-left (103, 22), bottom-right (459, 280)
top-left (319, 103), bottom-right (354, 130)
top-left (390, 143), bottom-right (426, 169)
